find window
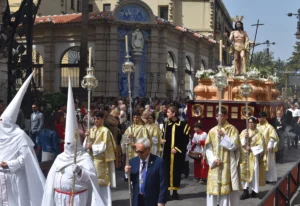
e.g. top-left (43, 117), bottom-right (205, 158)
top-left (77, 0), bottom-right (81, 12)
top-left (103, 4), bottom-right (111, 12)
top-left (89, 4), bottom-right (93, 12)
top-left (159, 6), bottom-right (168, 20)
top-left (71, 0), bottom-right (74, 10)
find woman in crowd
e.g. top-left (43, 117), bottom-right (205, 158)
top-left (55, 112), bottom-right (65, 152)
top-left (145, 112), bottom-right (162, 156)
top-left (40, 116), bottom-right (60, 161)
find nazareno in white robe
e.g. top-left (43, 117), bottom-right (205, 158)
top-left (0, 122), bottom-right (46, 206)
top-left (42, 150), bottom-right (105, 206)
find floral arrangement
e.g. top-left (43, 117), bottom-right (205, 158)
top-left (269, 75), bottom-right (279, 83)
top-left (195, 68), bottom-right (215, 80)
top-left (218, 65), bottom-right (235, 76)
top-left (246, 67), bottom-right (260, 79)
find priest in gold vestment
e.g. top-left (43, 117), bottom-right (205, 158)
top-left (145, 112), bottom-right (162, 156)
top-left (121, 111), bottom-right (150, 159)
top-left (257, 112), bottom-right (279, 183)
top-left (85, 111), bottom-right (116, 206)
top-left (205, 107), bottom-right (242, 206)
top-left (239, 117), bottom-right (266, 200)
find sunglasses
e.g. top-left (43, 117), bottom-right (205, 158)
top-left (135, 150), bottom-right (145, 154)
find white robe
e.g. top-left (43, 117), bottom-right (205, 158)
top-left (0, 123), bottom-right (45, 206)
top-left (206, 135), bottom-right (240, 206)
top-left (42, 150), bottom-right (105, 206)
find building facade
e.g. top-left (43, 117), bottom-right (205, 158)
top-left (4, 0), bottom-right (233, 101)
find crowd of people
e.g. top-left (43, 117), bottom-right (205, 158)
top-left (0, 72), bottom-right (298, 206)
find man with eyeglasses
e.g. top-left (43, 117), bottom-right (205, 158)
top-left (125, 137), bottom-right (167, 206)
top-left (205, 106), bottom-right (242, 205)
top-left (239, 117), bottom-right (266, 200)
top-left (85, 111), bottom-right (117, 206)
top-left (257, 112), bottom-right (279, 184)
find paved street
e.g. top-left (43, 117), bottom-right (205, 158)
top-left (112, 146), bottom-right (300, 206)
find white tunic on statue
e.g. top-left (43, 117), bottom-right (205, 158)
top-left (0, 123), bottom-right (45, 206)
top-left (206, 135), bottom-right (240, 206)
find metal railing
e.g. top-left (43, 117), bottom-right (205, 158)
top-left (258, 160), bottom-right (300, 206)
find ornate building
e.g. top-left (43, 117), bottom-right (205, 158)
top-left (3, 0), bottom-right (233, 101)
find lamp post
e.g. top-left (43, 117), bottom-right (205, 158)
top-left (254, 40), bottom-right (275, 57)
top-left (81, 48), bottom-right (98, 152)
top-left (239, 79), bottom-right (253, 180)
top-left (214, 70), bottom-right (228, 206)
top-left (287, 9), bottom-right (300, 39)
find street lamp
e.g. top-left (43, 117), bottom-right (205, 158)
top-left (254, 40), bottom-right (275, 57)
top-left (287, 9), bottom-right (300, 39)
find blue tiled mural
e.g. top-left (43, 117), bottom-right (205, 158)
top-left (118, 28), bottom-right (150, 97)
top-left (119, 4), bottom-right (150, 22)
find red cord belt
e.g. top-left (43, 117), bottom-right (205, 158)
top-left (54, 188), bottom-right (88, 195)
top-left (54, 188), bottom-right (88, 206)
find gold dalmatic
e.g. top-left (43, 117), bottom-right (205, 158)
top-left (239, 129), bottom-right (266, 186)
top-left (257, 122), bottom-right (279, 171)
top-left (90, 126), bottom-right (116, 186)
top-left (121, 124), bottom-right (150, 159)
top-left (145, 123), bottom-right (162, 154)
top-left (205, 122), bottom-right (242, 195)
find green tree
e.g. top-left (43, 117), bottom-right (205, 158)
top-left (274, 58), bottom-right (286, 89)
top-left (250, 49), bottom-right (275, 77)
top-left (287, 41), bottom-right (300, 71)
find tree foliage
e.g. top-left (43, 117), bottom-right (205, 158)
top-left (250, 49), bottom-right (275, 77)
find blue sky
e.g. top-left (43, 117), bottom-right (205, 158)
top-left (222, 0), bottom-right (300, 61)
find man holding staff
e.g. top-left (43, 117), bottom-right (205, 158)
top-left (239, 117), bottom-right (266, 200)
top-left (42, 79), bottom-right (104, 206)
top-left (205, 106), bottom-right (242, 206)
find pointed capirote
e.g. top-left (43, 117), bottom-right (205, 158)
top-left (64, 76), bottom-right (79, 144)
top-left (1, 72), bottom-right (34, 124)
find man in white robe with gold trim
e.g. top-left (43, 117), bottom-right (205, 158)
top-left (257, 112), bottom-right (279, 183)
top-left (0, 73), bottom-right (45, 206)
top-left (205, 107), bottom-right (242, 206)
top-left (239, 117), bottom-right (266, 200)
top-left (85, 110), bottom-right (116, 206)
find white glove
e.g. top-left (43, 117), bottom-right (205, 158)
top-left (72, 164), bottom-right (82, 175)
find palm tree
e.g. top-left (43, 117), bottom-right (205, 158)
top-left (250, 49), bottom-right (275, 77)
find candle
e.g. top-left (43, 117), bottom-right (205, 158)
top-left (89, 47), bottom-right (92, 68)
top-left (125, 35), bottom-right (128, 55)
top-left (219, 40), bottom-right (223, 65)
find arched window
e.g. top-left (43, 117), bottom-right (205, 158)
top-left (32, 50), bottom-right (44, 89)
top-left (166, 52), bottom-right (175, 99)
top-left (60, 46), bottom-right (81, 88)
top-left (185, 56), bottom-right (193, 98)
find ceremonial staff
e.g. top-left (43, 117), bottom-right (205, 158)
top-left (214, 40), bottom-right (228, 206)
top-left (82, 47), bottom-right (98, 153)
top-left (123, 35), bottom-right (135, 206)
top-left (71, 130), bottom-right (79, 206)
top-left (239, 79), bottom-right (253, 180)
top-left (161, 117), bottom-right (168, 158)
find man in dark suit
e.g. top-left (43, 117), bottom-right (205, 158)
top-left (272, 109), bottom-right (286, 163)
top-left (125, 137), bottom-right (167, 206)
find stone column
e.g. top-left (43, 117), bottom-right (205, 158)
top-left (42, 28), bottom-right (55, 93)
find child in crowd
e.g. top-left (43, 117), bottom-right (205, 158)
top-left (190, 122), bottom-right (209, 183)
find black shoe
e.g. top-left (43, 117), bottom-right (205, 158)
top-left (251, 191), bottom-right (257, 198)
top-left (240, 189), bottom-right (250, 200)
top-left (172, 191), bottom-right (180, 200)
top-left (166, 192), bottom-right (172, 201)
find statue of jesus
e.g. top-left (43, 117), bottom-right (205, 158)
top-left (225, 20), bottom-right (253, 75)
